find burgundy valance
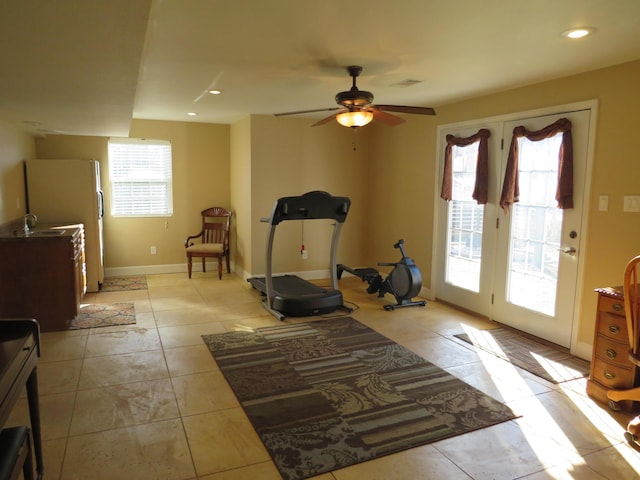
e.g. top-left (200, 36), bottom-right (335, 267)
top-left (440, 128), bottom-right (491, 205)
top-left (499, 117), bottom-right (573, 212)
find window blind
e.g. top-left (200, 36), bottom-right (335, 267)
top-left (108, 138), bottom-right (173, 217)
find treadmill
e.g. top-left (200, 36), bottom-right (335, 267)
top-left (248, 191), bottom-right (351, 320)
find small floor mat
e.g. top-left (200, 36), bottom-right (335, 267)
top-left (455, 328), bottom-right (590, 384)
top-left (101, 276), bottom-right (148, 292)
top-left (69, 303), bottom-right (136, 329)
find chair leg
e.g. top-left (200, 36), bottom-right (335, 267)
top-left (218, 258), bottom-right (222, 280)
top-left (202, 258), bottom-right (206, 273)
top-left (23, 429), bottom-right (34, 480)
top-left (629, 415), bottom-right (640, 437)
top-left (187, 256), bottom-right (193, 279)
top-left (225, 253), bottom-right (230, 273)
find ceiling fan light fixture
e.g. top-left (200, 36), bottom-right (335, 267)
top-left (336, 110), bottom-right (374, 128)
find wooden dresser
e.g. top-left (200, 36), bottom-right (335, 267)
top-left (586, 286), bottom-right (640, 411)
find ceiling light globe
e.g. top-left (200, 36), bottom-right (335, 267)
top-left (336, 110), bottom-right (374, 128)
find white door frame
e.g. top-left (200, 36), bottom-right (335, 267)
top-left (430, 100), bottom-right (598, 358)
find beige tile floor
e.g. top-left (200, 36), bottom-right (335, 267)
top-left (7, 272), bottom-right (640, 479)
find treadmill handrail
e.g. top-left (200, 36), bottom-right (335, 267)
top-left (265, 191), bottom-right (350, 225)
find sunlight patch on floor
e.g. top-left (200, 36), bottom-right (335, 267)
top-left (458, 324), bottom-right (631, 477)
top-left (531, 351), bottom-right (585, 383)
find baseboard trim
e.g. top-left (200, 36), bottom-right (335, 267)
top-left (104, 264), bottom-right (332, 281)
top-left (571, 339), bottom-right (593, 362)
top-left (104, 261), bottom-right (235, 277)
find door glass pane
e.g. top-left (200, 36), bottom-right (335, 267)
top-left (506, 133), bottom-right (563, 315)
top-left (446, 142), bottom-right (484, 292)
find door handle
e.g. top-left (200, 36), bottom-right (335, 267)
top-left (558, 247), bottom-right (576, 256)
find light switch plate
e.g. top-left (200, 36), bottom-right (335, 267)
top-left (598, 195), bottom-right (608, 211)
top-left (623, 195), bottom-right (640, 212)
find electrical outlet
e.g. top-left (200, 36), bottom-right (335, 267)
top-left (623, 196), bottom-right (640, 212)
top-left (150, 246), bottom-right (157, 255)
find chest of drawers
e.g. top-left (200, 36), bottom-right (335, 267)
top-left (586, 287), bottom-right (639, 411)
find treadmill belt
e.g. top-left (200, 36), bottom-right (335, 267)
top-left (248, 274), bottom-right (344, 317)
top-left (248, 274), bottom-right (327, 295)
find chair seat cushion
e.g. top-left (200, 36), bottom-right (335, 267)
top-left (186, 243), bottom-right (224, 254)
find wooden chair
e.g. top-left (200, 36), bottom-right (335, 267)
top-left (185, 207), bottom-right (231, 279)
top-left (606, 255), bottom-right (640, 444)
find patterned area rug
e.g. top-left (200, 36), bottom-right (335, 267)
top-left (202, 317), bottom-right (517, 480)
top-left (101, 275), bottom-right (148, 292)
top-left (69, 303), bottom-right (136, 330)
top-left (454, 328), bottom-right (590, 384)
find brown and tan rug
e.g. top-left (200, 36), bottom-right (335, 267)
top-left (202, 317), bottom-right (517, 480)
top-left (69, 303), bottom-right (136, 330)
top-left (454, 328), bottom-right (590, 384)
top-left (101, 275), bottom-right (148, 292)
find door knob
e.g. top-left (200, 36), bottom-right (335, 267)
top-left (558, 247), bottom-right (577, 255)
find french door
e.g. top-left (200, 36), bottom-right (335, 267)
top-left (434, 122), bottom-right (501, 317)
top-left (434, 106), bottom-right (593, 348)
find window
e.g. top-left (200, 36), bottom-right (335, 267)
top-left (108, 138), bottom-right (173, 217)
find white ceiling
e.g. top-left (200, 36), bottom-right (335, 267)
top-left (1, 0), bottom-right (640, 137)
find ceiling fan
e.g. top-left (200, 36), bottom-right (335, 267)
top-left (274, 65), bottom-right (436, 128)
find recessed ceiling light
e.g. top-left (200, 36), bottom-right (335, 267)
top-left (562, 27), bottom-right (595, 39)
top-left (209, 89), bottom-right (221, 95)
top-left (187, 112), bottom-right (198, 116)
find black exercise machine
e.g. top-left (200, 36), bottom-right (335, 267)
top-left (337, 239), bottom-right (426, 311)
top-left (248, 191), bottom-right (352, 320)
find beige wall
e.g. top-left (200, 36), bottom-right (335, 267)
top-left (0, 122), bottom-right (35, 224)
top-left (35, 119), bottom-right (230, 273)
top-left (247, 115), bottom-right (369, 276)
top-left (367, 116), bottom-right (439, 280)
top-left (368, 59), bottom-right (640, 348)
top-left (230, 116), bottom-right (252, 276)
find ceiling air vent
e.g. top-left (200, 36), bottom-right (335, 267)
top-left (390, 79), bottom-right (423, 88)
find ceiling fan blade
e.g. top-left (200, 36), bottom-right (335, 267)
top-left (274, 107), bottom-right (340, 117)
top-left (374, 105), bottom-right (436, 116)
top-left (312, 112), bottom-right (341, 126)
top-left (371, 109), bottom-right (405, 126)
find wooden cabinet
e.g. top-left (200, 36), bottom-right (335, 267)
top-left (0, 224), bottom-right (86, 332)
top-left (586, 287), bottom-right (640, 411)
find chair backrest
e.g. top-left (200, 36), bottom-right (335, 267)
top-left (201, 207), bottom-right (231, 246)
top-left (624, 255), bottom-right (640, 356)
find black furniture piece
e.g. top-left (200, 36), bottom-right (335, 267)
top-left (0, 426), bottom-right (34, 480)
top-left (248, 191), bottom-right (351, 320)
top-left (0, 320), bottom-right (42, 479)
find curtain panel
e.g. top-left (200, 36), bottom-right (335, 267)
top-left (440, 128), bottom-right (491, 205)
top-left (499, 117), bottom-right (573, 212)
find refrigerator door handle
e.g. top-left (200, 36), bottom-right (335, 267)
top-left (98, 190), bottom-right (105, 218)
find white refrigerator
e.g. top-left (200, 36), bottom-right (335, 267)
top-left (25, 159), bottom-right (105, 292)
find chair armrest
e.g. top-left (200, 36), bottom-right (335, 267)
top-left (185, 231), bottom-right (204, 248)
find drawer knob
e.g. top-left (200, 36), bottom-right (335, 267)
top-left (613, 303), bottom-right (623, 312)
top-left (609, 324), bottom-right (621, 334)
top-left (606, 348), bottom-right (617, 359)
top-left (604, 371), bottom-right (616, 380)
